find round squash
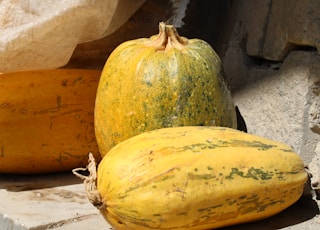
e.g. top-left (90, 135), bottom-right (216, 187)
top-left (74, 126), bottom-right (307, 230)
top-left (94, 22), bottom-right (237, 156)
top-left (0, 69), bottom-right (101, 174)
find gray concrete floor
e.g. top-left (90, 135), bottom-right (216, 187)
top-left (0, 172), bottom-right (319, 230)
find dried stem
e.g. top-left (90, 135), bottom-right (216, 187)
top-left (72, 153), bottom-right (104, 209)
top-left (146, 22), bottom-right (188, 51)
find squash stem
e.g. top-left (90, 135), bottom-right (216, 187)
top-left (146, 22), bottom-right (167, 50)
top-left (147, 22), bottom-right (188, 51)
top-left (72, 153), bottom-right (104, 210)
top-left (165, 24), bottom-right (188, 50)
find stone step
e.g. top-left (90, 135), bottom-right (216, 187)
top-left (0, 172), bottom-right (111, 230)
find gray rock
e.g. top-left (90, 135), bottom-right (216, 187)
top-left (263, 0), bottom-right (320, 60)
top-left (309, 82), bottom-right (320, 134)
top-left (222, 0), bottom-right (320, 90)
top-left (233, 51), bottom-right (320, 163)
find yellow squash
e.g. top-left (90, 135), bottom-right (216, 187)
top-left (95, 22), bottom-right (237, 156)
top-left (0, 69), bottom-right (101, 174)
top-left (75, 126), bottom-right (307, 229)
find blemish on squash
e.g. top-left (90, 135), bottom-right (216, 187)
top-left (227, 199), bottom-right (237, 206)
top-left (188, 173), bottom-right (216, 180)
top-left (198, 204), bottom-right (223, 213)
top-left (225, 167), bottom-right (273, 180)
top-left (61, 79), bottom-right (68, 87)
top-left (177, 212), bottom-right (187, 216)
top-left (0, 102), bottom-right (13, 109)
top-left (19, 108), bottom-right (28, 114)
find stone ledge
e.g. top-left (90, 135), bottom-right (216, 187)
top-left (0, 172), bottom-right (111, 230)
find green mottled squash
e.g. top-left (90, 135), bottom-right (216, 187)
top-left (74, 126), bottom-right (307, 229)
top-left (95, 22), bottom-right (237, 156)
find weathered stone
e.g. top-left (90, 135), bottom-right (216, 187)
top-left (309, 82), bottom-right (320, 134)
top-left (222, 20), bottom-right (252, 90)
top-left (221, 0), bottom-right (320, 90)
top-left (241, 0), bottom-right (272, 58)
top-left (233, 51), bottom-right (320, 163)
top-left (308, 142), bottom-right (320, 196)
top-left (225, 0), bottom-right (320, 61)
top-left (263, 0), bottom-right (320, 61)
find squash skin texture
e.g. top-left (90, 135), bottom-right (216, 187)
top-left (96, 126), bottom-right (307, 230)
top-left (94, 23), bottom-right (237, 156)
top-left (0, 69), bottom-right (101, 174)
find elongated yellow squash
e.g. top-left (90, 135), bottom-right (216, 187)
top-left (76, 126), bottom-right (307, 229)
top-left (0, 69), bottom-right (101, 174)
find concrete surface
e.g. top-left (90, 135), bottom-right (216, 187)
top-left (0, 172), bottom-right (111, 230)
top-left (0, 172), bottom-right (319, 229)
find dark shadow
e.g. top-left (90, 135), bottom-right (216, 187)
top-left (235, 106), bottom-right (247, 132)
top-left (0, 171), bottom-right (82, 192)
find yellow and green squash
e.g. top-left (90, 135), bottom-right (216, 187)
top-left (75, 126), bottom-right (307, 229)
top-left (94, 22), bottom-right (237, 156)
